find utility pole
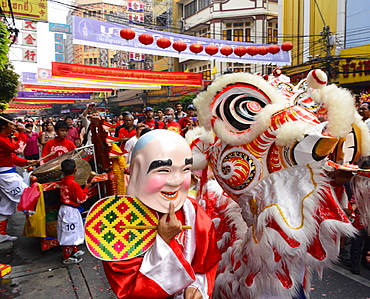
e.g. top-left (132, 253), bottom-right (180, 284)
top-left (323, 25), bottom-right (333, 84)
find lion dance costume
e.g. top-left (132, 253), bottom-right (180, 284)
top-left (187, 69), bottom-right (370, 298)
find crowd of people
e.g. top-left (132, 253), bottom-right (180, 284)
top-left (0, 101), bottom-right (199, 264)
top-left (2, 97), bottom-right (370, 297)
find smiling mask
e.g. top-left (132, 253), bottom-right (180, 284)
top-left (127, 129), bottom-right (193, 213)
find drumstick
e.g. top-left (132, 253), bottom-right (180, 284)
top-left (0, 115), bottom-right (31, 133)
top-left (38, 152), bottom-right (56, 162)
top-left (24, 152), bottom-right (56, 167)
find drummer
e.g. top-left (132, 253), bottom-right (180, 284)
top-left (0, 114), bottom-right (37, 242)
top-left (41, 120), bottom-right (76, 164)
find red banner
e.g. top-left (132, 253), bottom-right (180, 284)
top-left (24, 84), bottom-right (113, 93)
top-left (52, 62), bottom-right (203, 87)
top-left (9, 104), bottom-right (52, 109)
top-left (13, 98), bottom-right (75, 104)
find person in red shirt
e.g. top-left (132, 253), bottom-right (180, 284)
top-left (118, 114), bottom-right (136, 150)
top-left (141, 107), bottom-right (164, 130)
top-left (41, 120), bottom-right (76, 164)
top-left (0, 114), bottom-right (36, 242)
top-left (164, 107), bottom-right (182, 134)
top-left (178, 104), bottom-right (199, 137)
top-left (57, 158), bottom-right (90, 264)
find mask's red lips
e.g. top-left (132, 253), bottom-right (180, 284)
top-left (161, 191), bottom-right (178, 200)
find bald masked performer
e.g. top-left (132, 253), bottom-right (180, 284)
top-left (103, 129), bottom-right (221, 299)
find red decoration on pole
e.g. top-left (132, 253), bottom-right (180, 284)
top-left (119, 28), bottom-right (136, 40)
top-left (156, 37), bottom-right (172, 49)
top-left (220, 46), bottom-right (233, 56)
top-left (246, 46), bottom-right (258, 56)
top-left (138, 33), bottom-right (154, 45)
top-left (234, 46), bottom-right (247, 57)
top-left (258, 46), bottom-right (269, 56)
top-left (190, 43), bottom-right (204, 54)
top-left (205, 45), bottom-right (219, 56)
top-left (281, 42), bottom-right (293, 51)
top-left (173, 40), bottom-right (187, 52)
top-left (268, 45), bottom-right (281, 54)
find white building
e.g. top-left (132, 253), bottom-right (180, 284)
top-left (177, 0), bottom-right (279, 79)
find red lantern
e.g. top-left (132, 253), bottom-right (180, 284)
top-left (258, 46), bottom-right (269, 56)
top-left (220, 46), bottom-right (233, 56)
top-left (246, 46), bottom-right (258, 56)
top-left (205, 45), bottom-right (218, 56)
top-left (234, 46), bottom-right (247, 57)
top-left (281, 42), bottom-right (293, 51)
top-left (269, 45), bottom-right (280, 54)
top-left (156, 37), bottom-right (171, 49)
top-left (190, 43), bottom-right (204, 54)
top-left (138, 33), bottom-right (154, 45)
top-left (173, 40), bottom-right (187, 52)
top-left (120, 28), bottom-right (136, 40)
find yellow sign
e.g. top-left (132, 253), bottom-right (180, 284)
top-left (339, 45), bottom-right (370, 85)
top-left (1, 0), bottom-right (48, 22)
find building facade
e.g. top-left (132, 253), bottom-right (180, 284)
top-left (176, 0), bottom-right (279, 79)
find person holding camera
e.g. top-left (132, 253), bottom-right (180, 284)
top-left (163, 108), bottom-right (182, 134)
top-left (179, 104), bottom-right (198, 137)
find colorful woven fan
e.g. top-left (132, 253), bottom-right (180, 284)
top-left (85, 195), bottom-right (159, 261)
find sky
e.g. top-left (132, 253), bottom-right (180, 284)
top-left (8, 0), bottom-right (72, 75)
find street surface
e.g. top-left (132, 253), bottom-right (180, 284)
top-left (0, 210), bottom-right (369, 298)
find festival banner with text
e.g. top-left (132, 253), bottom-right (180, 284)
top-left (72, 16), bottom-right (291, 66)
top-left (15, 91), bottom-right (90, 104)
top-left (21, 71), bottom-right (161, 91)
top-left (52, 62), bottom-right (203, 87)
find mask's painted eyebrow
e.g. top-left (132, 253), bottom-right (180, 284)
top-left (147, 159), bottom-right (173, 174)
top-left (185, 157), bottom-right (193, 165)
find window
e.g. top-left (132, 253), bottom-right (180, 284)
top-left (199, 27), bottom-right (210, 38)
top-left (199, 0), bottom-right (210, 10)
top-left (227, 63), bottom-right (251, 73)
top-left (267, 21), bottom-right (278, 43)
top-left (223, 22), bottom-right (253, 42)
top-left (202, 70), bottom-right (210, 80)
top-left (223, 29), bottom-right (232, 41)
top-left (245, 28), bottom-right (251, 42)
top-left (234, 29), bottom-right (243, 42)
top-left (185, 1), bottom-right (197, 18)
top-left (201, 64), bottom-right (211, 80)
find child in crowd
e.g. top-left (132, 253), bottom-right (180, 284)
top-left (41, 120), bottom-right (76, 163)
top-left (57, 159), bottom-right (90, 264)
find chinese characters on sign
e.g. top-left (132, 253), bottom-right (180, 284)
top-left (21, 20), bottom-right (37, 62)
top-left (22, 33), bottom-right (37, 46)
top-left (23, 49), bottom-right (37, 62)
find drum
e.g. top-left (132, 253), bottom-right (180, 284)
top-left (33, 150), bottom-right (92, 185)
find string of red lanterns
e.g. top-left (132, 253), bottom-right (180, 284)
top-left (118, 28), bottom-right (293, 56)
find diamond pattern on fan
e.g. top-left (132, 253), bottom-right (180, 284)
top-left (85, 195), bottom-right (159, 261)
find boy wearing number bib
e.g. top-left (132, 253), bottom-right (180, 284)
top-left (57, 159), bottom-right (90, 265)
